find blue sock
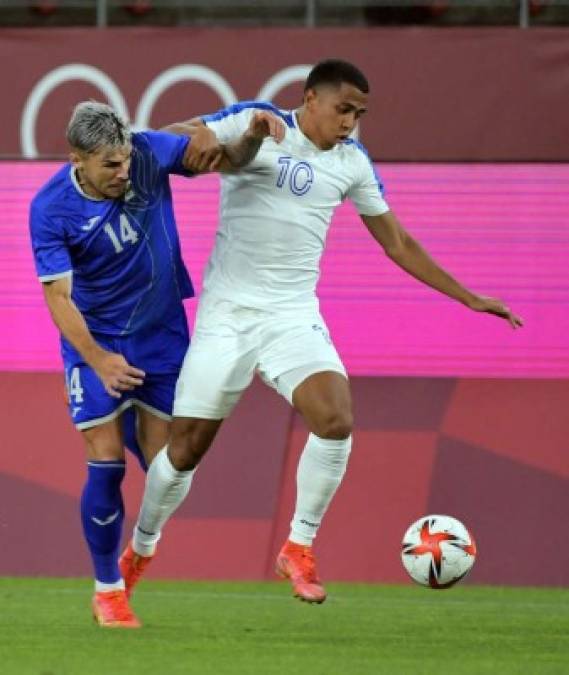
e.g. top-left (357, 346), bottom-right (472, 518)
top-left (80, 460), bottom-right (126, 584)
top-left (122, 407), bottom-right (148, 472)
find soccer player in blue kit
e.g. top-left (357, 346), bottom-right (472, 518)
top-left (29, 101), bottom-right (284, 627)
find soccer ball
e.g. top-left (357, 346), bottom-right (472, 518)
top-left (401, 514), bottom-right (477, 589)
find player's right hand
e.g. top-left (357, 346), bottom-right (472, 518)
top-left (92, 351), bottom-right (145, 398)
top-left (185, 124), bottom-right (224, 173)
top-left (248, 111), bottom-right (286, 143)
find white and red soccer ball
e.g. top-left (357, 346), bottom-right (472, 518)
top-left (401, 515), bottom-right (477, 589)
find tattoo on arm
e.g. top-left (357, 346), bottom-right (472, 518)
top-left (223, 132), bottom-right (263, 168)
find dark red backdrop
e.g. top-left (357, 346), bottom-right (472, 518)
top-left (3, 27), bottom-right (568, 160)
top-left (2, 373), bottom-right (568, 585)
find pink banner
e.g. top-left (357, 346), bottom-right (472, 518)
top-left (3, 162), bottom-right (568, 376)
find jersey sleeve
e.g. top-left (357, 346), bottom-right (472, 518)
top-left (346, 142), bottom-right (390, 216)
top-left (201, 103), bottom-right (257, 144)
top-left (139, 130), bottom-right (192, 176)
top-left (29, 201), bottom-right (72, 282)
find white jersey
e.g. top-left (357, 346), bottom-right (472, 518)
top-left (202, 102), bottom-right (390, 310)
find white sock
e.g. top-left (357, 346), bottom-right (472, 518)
top-left (132, 446), bottom-right (194, 557)
top-left (289, 433), bottom-right (352, 546)
top-left (95, 579), bottom-right (125, 593)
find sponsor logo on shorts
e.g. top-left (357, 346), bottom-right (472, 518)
top-left (311, 324), bottom-right (331, 344)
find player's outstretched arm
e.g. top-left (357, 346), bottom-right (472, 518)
top-left (161, 121), bottom-right (224, 174)
top-left (361, 211), bottom-right (524, 329)
top-left (42, 277), bottom-right (146, 397)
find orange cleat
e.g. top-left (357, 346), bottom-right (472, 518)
top-left (275, 540), bottom-right (327, 604)
top-left (92, 590), bottom-right (141, 628)
top-left (119, 540), bottom-right (154, 599)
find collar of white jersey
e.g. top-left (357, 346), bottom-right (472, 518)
top-left (291, 110), bottom-right (339, 154)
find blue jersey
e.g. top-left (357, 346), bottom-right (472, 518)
top-left (29, 131), bottom-right (194, 337)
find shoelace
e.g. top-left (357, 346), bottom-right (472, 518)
top-left (125, 551), bottom-right (150, 576)
top-left (130, 555), bottom-right (147, 573)
top-left (132, 555), bottom-right (152, 572)
top-left (296, 548), bottom-right (320, 584)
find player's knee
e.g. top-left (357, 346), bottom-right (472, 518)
top-left (83, 436), bottom-right (124, 462)
top-left (314, 410), bottom-right (353, 440)
top-left (169, 428), bottom-right (204, 471)
top-left (169, 419), bottom-right (214, 470)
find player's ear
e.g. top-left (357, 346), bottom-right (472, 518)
top-left (69, 149), bottom-right (82, 169)
top-left (304, 88), bottom-right (317, 110)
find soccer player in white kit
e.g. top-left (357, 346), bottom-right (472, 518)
top-left (121, 60), bottom-right (523, 605)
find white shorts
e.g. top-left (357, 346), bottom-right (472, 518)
top-left (173, 296), bottom-right (347, 419)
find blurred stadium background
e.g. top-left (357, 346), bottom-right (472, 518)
top-left (1, 2), bottom-right (568, 589)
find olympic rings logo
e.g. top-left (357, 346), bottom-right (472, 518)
top-left (21, 63), bottom-right (313, 158)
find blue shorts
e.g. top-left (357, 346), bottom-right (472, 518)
top-left (61, 311), bottom-right (190, 432)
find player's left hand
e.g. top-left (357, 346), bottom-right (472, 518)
top-left (185, 124), bottom-right (224, 173)
top-left (468, 295), bottom-right (524, 329)
top-left (248, 111), bottom-right (286, 144)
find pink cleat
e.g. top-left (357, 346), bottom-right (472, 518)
top-left (92, 590), bottom-right (141, 628)
top-left (275, 540), bottom-right (327, 604)
top-left (119, 540), bottom-right (154, 599)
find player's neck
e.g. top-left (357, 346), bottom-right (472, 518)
top-left (75, 168), bottom-right (105, 200)
top-left (295, 108), bottom-right (333, 151)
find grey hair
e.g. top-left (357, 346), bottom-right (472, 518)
top-left (66, 101), bottom-right (130, 153)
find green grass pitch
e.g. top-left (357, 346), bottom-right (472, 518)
top-left (1, 578), bottom-right (568, 674)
